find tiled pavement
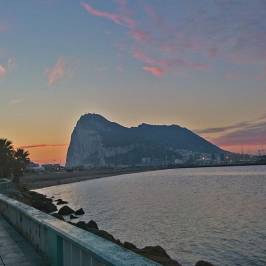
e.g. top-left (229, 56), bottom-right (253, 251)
top-left (0, 215), bottom-right (49, 266)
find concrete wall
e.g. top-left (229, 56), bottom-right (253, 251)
top-left (0, 193), bottom-right (160, 266)
top-left (0, 179), bottom-right (13, 194)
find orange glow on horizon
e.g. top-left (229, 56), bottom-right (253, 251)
top-left (25, 146), bottom-right (68, 165)
top-left (24, 143), bottom-right (263, 166)
top-left (220, 144), bottom-right (263, 155)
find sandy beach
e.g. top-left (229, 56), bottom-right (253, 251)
top-left (22, 161), bottom-right (266, 190)
top-left (21, 167), bottom-right (156, 189)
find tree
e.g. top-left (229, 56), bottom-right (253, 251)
top-left (0, 138), bottom-right (15, 178)
top-left (0, 138), bottom-right (30, 182)
top-left (13, 148), bottom-right (30, 183)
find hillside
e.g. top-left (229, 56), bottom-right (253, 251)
top-left (66, 114), bottom-right (225, 168)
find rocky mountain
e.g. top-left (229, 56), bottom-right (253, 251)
top-left (66, 113), bottom-right (225, 168)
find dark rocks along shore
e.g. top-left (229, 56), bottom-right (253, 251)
top-left (8, 187), bottom-right (214, 266)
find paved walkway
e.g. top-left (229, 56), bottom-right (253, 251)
top-left (0, 215), bottom-right (48, 266)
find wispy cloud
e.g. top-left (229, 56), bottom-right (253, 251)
top-left (0, 65), bottom-right (7, 78)
top-left (80, 1), bottom-right (211, 76)
top-left (198, 113), bottom-right (266, 147)
top-left (0, 58), bottom-right (16, 79)
top-left (198, 113), bottom-right (266, 135)
top-left (20, 144), bottom-right (67, 149)
top-left (143, 66), bottom-right (163, 77)
top-left (213, 121), bottom-right (266, 146)
top-left (81, 2), bottom-right (135, 28)
top-left (132, 48), bottom-right (208, 76)
top-left (197, 121), bottom-right (251, 134)
top-left (46, 57), bottom-right (72, 86)
top-left (130, 29), bottom-right (151, 43)
top-left (258, 113), bottom-right (266, 120)
top-left (81, 0), bottom-right (266, 78)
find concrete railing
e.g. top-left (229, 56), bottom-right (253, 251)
top-left (0, 193), bottom-right (160, 266)
top-left (0, 178), bottom-right (13, 193)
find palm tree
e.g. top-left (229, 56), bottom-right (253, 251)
top-left (13, 148), bottom-right (30, 183)
top-left (0, 139), bottom-right (30, 183)
top-left (0, 138), bottom-right (15, 178)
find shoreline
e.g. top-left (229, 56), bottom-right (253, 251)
top-left (22, 167), bottom-right (157, 190)
top-left (7, 185), bottom-right (213, 266)
top-left (23, 162), bottom-right (266, 190)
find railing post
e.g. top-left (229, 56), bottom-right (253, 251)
top-left (0, 194), bottom-right (161, 266)
top-left (57, 235), bottom-right (63, 266)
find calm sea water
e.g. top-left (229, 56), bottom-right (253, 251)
top-left (37, 165), bottom-right (266, 266)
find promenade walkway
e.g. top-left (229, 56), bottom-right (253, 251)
top-left (0, 189), bottom-right (160, 266)
top-left (0, 215), bottom-right (48, 266)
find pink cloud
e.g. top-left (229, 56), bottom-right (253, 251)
top-left (200, 114), bottom-right (266, 148)
top-left (133, 49), bottom-right (156, 65)
top-left (80, 1), bottom-right (209, 77)
top-left (0, 58), bottom-right (16, 79)
top-left (133, 48), bottom-right (208, 76)
top-left (0, 65), bottom-right (7, 78)
top-left (213, 127), bottom-right (266, 146)
top-left (81, 2), bottom-right (135, 28)
top-left (143, 66), bottom-right (164, 77)
top-left (46, 57), bottom-right (68, 86)
top-left (20, 144), bottom-right (67, 149)
top-left (130, 29), bottom-right (151, 43)
top-left (80, 1), bottom-right (266, 79)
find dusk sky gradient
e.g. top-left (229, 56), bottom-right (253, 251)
top-left (1, 0), bottom-right (266, 164)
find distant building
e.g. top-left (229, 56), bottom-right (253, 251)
top-left (141, 157), bottom-right (152, 165)
top-left (174, 159), bottom-right (184, 165)
top-left (42, 164), bottom-right (64, 172)
top-left (26, 162), bottom-right (45, 173)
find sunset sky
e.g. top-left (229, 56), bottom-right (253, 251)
top-left (1, 0), bottom-right (266, 164)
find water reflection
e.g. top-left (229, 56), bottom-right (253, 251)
top-left (38, 165), bottom-right (266, 266)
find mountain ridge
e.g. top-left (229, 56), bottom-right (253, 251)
top-left (66, 113), bottom-right (225, 168)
